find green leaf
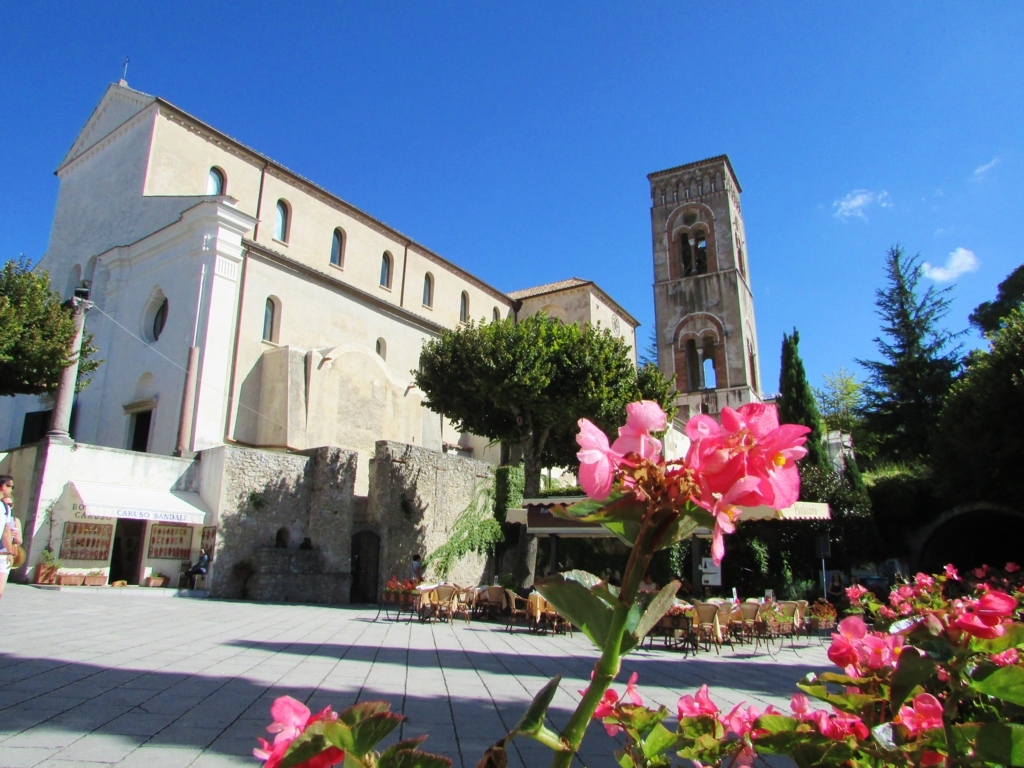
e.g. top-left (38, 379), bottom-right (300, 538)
top-left (349, 712), bottom-right (404, 757)
top-left (560, 569), bottom-right (603, 591)
top-left (796, 683), bottom-right (880, 714)
top-left (972, 665), bottom-right (1024, 706)
top-left (513, 675), bottom-right (562, 736)
top-left (279, 723), bottom-right (333, 768)
top-left (641, 723), bottom-right (679, 758)
top-left (871, 723), bottom-right (898, 751)
top-left (755, 715), bottom-right (800, 735)
top-left (322, 721), bottom-right (354, 753)
top-left (973, 623), bottom-right (1024, 654)
top-left (553, 492), bottom-right (646, 524)
top-left (653, 516), bottom-right (701, 551)
top-left (889, 647), bottom-right (936, 710)
top-left (620, 603), bottom-right (644, 654)
top-left (535, 576), bottom-right (614, 649)
top-left (593, 583), bottom-right (621, 608)
top-left (601, 519), bottom-right (642, 547)
top-left (631, 581), bottom-right (680, 646)
top-left (339, 700), bottom-right (394, 726)
top-left (974, 723), bottom-right (1024, 766)
top-left (379, 737), bottom-right (428, 759)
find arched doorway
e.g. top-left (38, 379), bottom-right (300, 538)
top-left (350, 530), bottom-right (380, 603)
top-left (916, 505), bottom-right (1024, 573)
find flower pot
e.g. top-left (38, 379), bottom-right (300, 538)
top-left (145, 576), bottom-right (169, 588)
top-left (34, 564), bottom-right (59, 585)
top-left (83, 575), bottom-right (107, 587)
top-left (58, 573), bottom-right (85, 586)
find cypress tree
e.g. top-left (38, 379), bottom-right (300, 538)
top-left (777, 328), bottom-right (829, 471)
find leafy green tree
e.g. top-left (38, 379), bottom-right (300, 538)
top-left (932, 309), bottom-right (1024, 504)
top-left (969, 263), bottom-right (1024, 335)
top-left (414, 313), bottom-right (676, 584)
top-left (857, 245), bottom-right (961, 464)
top-left (814, 366), bottom-right (863, 434)
top-left (777, 328), bottom-right (828, 471)
top-left (0, 258), bottom-right (100, 397)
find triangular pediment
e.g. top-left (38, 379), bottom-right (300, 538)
top-left (59, 82), bottom-right (156, 170)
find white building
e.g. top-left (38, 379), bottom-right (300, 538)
top-left (0, 82), bottom-right (639, 590)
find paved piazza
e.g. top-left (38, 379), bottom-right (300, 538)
top-left (0, 586), bottom-right (832, 768)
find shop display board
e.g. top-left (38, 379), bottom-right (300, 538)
top-left (201, 526), bottom-right (217, 555)
top-left (147, 524), bottom-right (192, 561)
top-left (60, 521), bottom-right (114, 561)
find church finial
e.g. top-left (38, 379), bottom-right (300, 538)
top-left (119, 56), bottom-right (129, 86)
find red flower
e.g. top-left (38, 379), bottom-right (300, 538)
top-left (976, 590), bottom-right (1017, 625)
top-left (952, 612), bottom-right (1005, 639)
top-left (255, 696), bottom-right (343, 768)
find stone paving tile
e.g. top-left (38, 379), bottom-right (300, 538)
top-left (0, 584), bottom-right (833, 767)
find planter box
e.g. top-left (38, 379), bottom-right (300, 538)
top-left (58, 573), bottom-right (85, 586)
top-left (145, 576), bottom-right (170, 588)
top-left (34, 565), bottom-right (59, 585)
top-left (83, 575), bottom-right (107, 587)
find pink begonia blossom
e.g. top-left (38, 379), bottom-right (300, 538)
top-left (976, 590), bottom-right (1017, 624)
top-left (953, 612), bottom-right (1005, 639)
top-left (721, 703), bottom-right (762, 738)
top-left (790, 694), bottom-right (817, 721)
top-left (846, 584), bottom-right (868, 603)
top-left (685, 414), bottom-right (721, 441)
top-left (812, 709), bottom-right (869, 741)
top-left (859, 634), bottom-right (904, 670)
top-left (974, 565), bottom-right (989, 578)
top-left (991, 648), bottom-right (1019, 667)
top-left (698, 477), bottom-right (761, 565)
top-left (255, 697), bottom-right (343, 768)
top-left (1007, 562), bottom-right (1021, 573)
top-left (592, 689), bottom-right (623, 736)
top-left (838, 615), bottom-right (868, 639)
top-left (944, 564), bottom-right (960, 581)
top-left (745, 423), bottom-right (810, 509)
top-left (576, 419), bottom-right (621, 500)
top-left (896, 693), bottom-right (944, 736)
top-left (936, 667), bottom-right (949, 682)
top-left (720, 403), bottom-right (779, 438)
top-left (677, 685), bottom-right (719, 719)
top-left (611, 401), bottom-right (665, 460)
top-left (827, 616), bottom-right (868, 670)
top-left (915, 573), bottom-right (935, 589)
top-left (624, 671), bottom-right (643, 706)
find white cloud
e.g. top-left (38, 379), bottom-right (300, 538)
top-left (922, 247), bottom-right (979, 282)
top-left (832, 189), bottom-right (890, 221)
top-left (972, 157), bottom-right (999, 181)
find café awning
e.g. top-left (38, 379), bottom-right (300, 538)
top-left (69, 481), bottom-right (211, 525)
top-left (507, 497), bottom-right (829, 537)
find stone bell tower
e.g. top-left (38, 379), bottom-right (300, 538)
top-left (648, 155), bottom-right (763, 422)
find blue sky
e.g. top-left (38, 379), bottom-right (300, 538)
top-left (1, 3), bottom-right (1021, 393)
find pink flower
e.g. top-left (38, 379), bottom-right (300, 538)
top-left (921, 751), bottom-right (946, 767)
top-left (611, 401), bottom-right (665, 460)
top-left (828, 616), bottom-right (867, 670)
top-left (974, 565), bottom-right (989, 578)
top-left (1007, 562), bottom-right (1021, 573)
top-left (624, 671), bottom-right (643, 706)
top-left (678, 684), bottom-right (719, 718)
top-left (952, 612), bottom-right (1006, 639)
top-left (593, 688), bottom-right (623, 736)
top-left (936, 667), bottom-right (949, 682)
top-left (880, 606), bottom-right (897, 620)
top-left (859, 634), bottom-right (903, 670)
top-left (746, 423), bottom-right (809, 509)
top-left (914, 573), bottom-right (935, 589)
top-left (846, 584), bottom-right (868, 603)
top-left (838, 615), bottom-right (868, 640)
top-left (976, 590), bottom-right (1018, 624)
top-left (255, 697), bottom-right (343, 768)
top-left (720, 403), bottom-right (779, 438)
top-left (721, 703), bottom-right (762, 738)
top-left (685, 414), bottom-right (721, 441)
top-left (896, 693), bottom-right (944, 736)
top-left (790, 694), bottom-right (817, 721)
top-left (700, 477), bottom-right (761, 565)
top-left (576, 419), bottom-right (621, 500)
top-left (991, 648), bottom-right (1019, 667)
top-left (813, 709), bottom-right (869, 741)
top-left (944, 564), bottom-right (960, 581)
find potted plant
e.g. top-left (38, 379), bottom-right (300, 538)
top-left (145, 572), bottom-right (170, 588)
top-left (34, 547), bottom-right (61, 584)
top-left (807, 598), bottom-right (837, 630)
top-left (83, 570), bottom-right (107, 587)
top-left (58, 571), bottom-right (85, 586)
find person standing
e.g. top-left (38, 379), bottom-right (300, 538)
top-left (0, 475), bottom-right (16, 601)
top-left (410, 554), bottom-right (423, 583)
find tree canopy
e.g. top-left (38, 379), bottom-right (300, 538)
top-left (414, 313), bottom-right (676, 496)
top-left (856, 245), bottom-right (961, 464)
top-left (0, 258), bottom-right (99, 397)
top-left (932, 308), bottom-right (1024, 505)
top-left (777, 328), bottom-right (828, 471)
top-left (814, 366), bottom-right (863, 434)
top-left (969, 263), bottom-right (1024, 336)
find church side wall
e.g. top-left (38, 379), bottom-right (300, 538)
top-left (368, 441), bottom-right (493, 589)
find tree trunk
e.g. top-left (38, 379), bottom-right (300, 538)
top-left (512, 436), bottom-right (544, 589)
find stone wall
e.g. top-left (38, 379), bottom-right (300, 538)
top-left (209, 444), bottom-right (357, 602)
top-left (368, 440), bottom-right (494, 588)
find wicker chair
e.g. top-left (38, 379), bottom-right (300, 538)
top-left (692, 602), bottom-right (723, 654)
top-left (505, 590), bottom-right (530, 632)
top-left (477, 585), bottom-right (505, 619)
top-left (777, 601), bottom-right (800, 646)
top-left (452, 588), bottom-right (474, 625)
top-left (795, 600), bottom-right (810, 640)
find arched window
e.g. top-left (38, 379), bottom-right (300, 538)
top-left (330, 228), bottom-right (344, 267)
top-left (263, 297), bottom-right (278, 342)
top-left (152, 298), bottom-right (168, 341)
top-left (680, 236), bottom-right (694, 277)
top-left (380, 252), bottom-right (392, 288)
top-left (459, 291), bottom-right (469, 323)
top-left (493, 307), bottom-right (500, 323)
top-left (376, 338), bottom-right (387, 360)
top-left (207, 167), bottom-right (226, 195)
top-left (422, 273), bottom-right (433, 307)
top-left (274, 200), bottom-right (290, 242)
top-left (694, 231), bottom-right (708, 275)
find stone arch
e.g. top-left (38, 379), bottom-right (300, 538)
top-left (665, 202), bottom-right (719, 279)
top-left (133, 372), bottom-right (156, 401)
top-left (911, 503), bottom-right (1024, 573)
top-left (539, 303), bottom-right (569, 323)
top-left (275, 527), bottom-right (291, 548)
top-left (672, 314), bottom-right (726, 393)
